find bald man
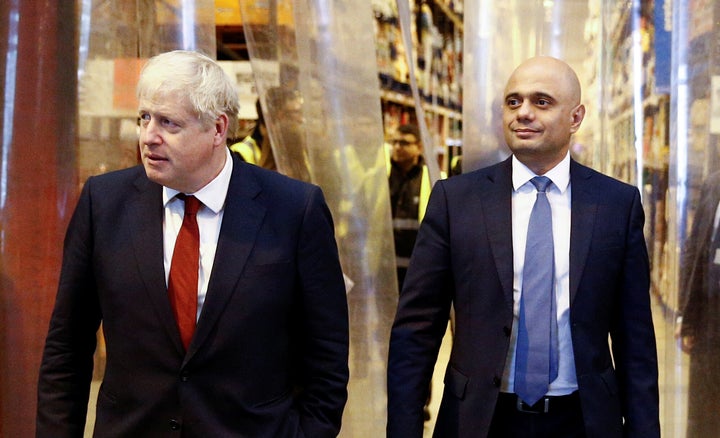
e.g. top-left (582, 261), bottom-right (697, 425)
top-left (387, 57), bottom-right (659, 438)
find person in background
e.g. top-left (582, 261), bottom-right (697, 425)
top-left (678, 169), bottom-right (720, 437)
top-left (386, 122), bottom-right (441, 422)
top-left (229, 99), bottom-right (262, 165)
top-left (387, 123), bottom-right (432, 290)
top-left (387, 56), bottom-right (659, 437)
top-left (36, 50), bottom-right (349, 437)
top-left (230, 98), bottom-right (276, 170)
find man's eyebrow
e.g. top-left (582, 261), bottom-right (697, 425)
top-left (504, 91), bottom-right (556, 100)
top-left (534, 92), bottom-right (555, 100)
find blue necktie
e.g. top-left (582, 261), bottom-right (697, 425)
top-left (515, 176), bottom-right (559, 406)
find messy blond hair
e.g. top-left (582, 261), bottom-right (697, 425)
top-left (137, 50), bottom-right (239, 137)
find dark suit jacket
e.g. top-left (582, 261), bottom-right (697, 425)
top-left (37, 154), bottom-right (349, 437)
top-left (387, 157), bottom-right (659, 438)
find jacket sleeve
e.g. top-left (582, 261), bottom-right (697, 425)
top-left (294, 185), bottom-right (350, 437)
top-left (611, 188), bottom-right (660, 437)
top-left (37, 178), bottom-right (102, 437)
top-left (387, 181), bottom-right (453, 438)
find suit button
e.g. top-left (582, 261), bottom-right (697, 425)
top-left (503, 326), bottom-right (511, 336)
top-left (492, 376), bottom-right (501, 387)
top-left (181, 372), bottom-right (189, 382)
top-left (169, 419), bottom-right (181, 431)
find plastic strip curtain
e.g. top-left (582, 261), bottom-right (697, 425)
top-left (396, 0), bottom-right (442, 184)
top-left (461, 0), bottom-right (513, 172)
top-left (0, 1), bottom-right (77, 434)
top-left (462, 0), bottom-right (595, 172)
top-left (76, 0), bottom-right (216, 185)
top-left (664, 0), bottom-right (690, 432)
top-left (666, 0), bottom-right (720, 434)
top-left (239, 1), bottom-right (397, 435)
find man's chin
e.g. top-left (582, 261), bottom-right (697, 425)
top-left (143, 166), bottom-right (170, 186)
top-left (506, 142), bottom-right (539, 155)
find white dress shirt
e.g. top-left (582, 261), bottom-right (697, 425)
top-left (501, 152), bottom-right (578, 396)
top-left (163, 148), bottom-right (233, 321)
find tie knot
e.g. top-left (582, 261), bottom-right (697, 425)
top-left (531, 176), bottom-right (552, 193)
top-left (177, 194), bottom-right (201, 216)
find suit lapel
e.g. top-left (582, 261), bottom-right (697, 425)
top-left (568, 160), bottom-right (597, 305)
top-left (187, 158), bottom-right (266, 359)
top-left (128, 175), bottom-right (187, 354)
top-left (482, 158), bottom-right (514, 310)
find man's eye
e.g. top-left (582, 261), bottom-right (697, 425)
top-left (506, 99), bottom-right (520, 107)
top-left (161, 118), bottom-right (179, 128)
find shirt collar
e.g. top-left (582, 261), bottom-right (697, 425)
top-left (163, 148), bottom-right (234, 213)
top-left (511, 151), bottom-right (571, 194)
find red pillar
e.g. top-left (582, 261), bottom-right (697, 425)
top-left (0, 1), bottom-right (78, 436)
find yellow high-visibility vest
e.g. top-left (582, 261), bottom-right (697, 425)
top-left (229, 136), bottom-right (261, 165)
top-left (386, 153), bottom-right (432, 222)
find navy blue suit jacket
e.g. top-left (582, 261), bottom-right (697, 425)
top-left (37, 154), bottom-right (349, 437)
top-left (387, 157), bottom-right (659, 438)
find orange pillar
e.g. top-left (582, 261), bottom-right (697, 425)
top-left (0, 1), bottom-right (78, 436)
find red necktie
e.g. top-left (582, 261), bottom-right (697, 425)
top-left (168, 194), bottom-right (201, 350)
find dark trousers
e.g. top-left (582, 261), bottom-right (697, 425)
top-left (489, 392), bottom-right (586, 438)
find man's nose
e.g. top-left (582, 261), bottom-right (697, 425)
top-left (142, 120), bottom-right (162, 144)
top-left (516, 101), bottom-right (534, 120)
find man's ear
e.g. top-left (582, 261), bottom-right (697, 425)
top-left (570, 104), bottom-right (585, 133)
top-left (214, 114), bottom-right (229, 147)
